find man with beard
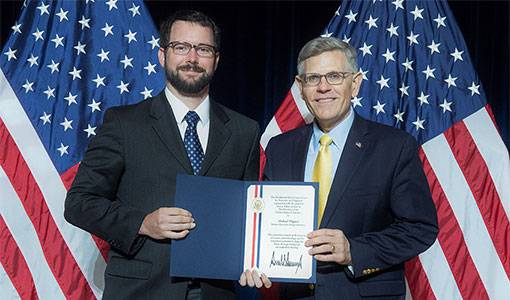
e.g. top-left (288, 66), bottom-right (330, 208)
top-left (65, 10), bottom-right (260, 299)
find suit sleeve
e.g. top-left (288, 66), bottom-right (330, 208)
top-left (242, 122), bottom-right (261, 181)
top-left (64, 109), bottom-right (147, 256)
top-left (347, 135), bottom-right (438, 278)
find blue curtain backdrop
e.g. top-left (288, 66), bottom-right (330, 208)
top-left (1, 1), bottom-right (508, 147)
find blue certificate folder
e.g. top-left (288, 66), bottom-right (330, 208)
top-left (170, 174), bottom-right (318, 283)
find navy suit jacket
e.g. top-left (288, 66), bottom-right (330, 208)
top-left (263, 114), bottom-right (438, 299)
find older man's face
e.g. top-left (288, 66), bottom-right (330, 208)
top-left (158, 21), bottom-right (219, 95)
top-left (297, 50), bottom-right (361, 132)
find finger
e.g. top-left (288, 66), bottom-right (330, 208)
top-left (252, 269), bottom-right (263, 288)
top-left (162, 222), bottom-right (196, 232)
top-left (245, 270), bottom-right (255, 287)
top-left (239, 271), bottom-right (247, 286)
top-left (308, 244), bottom-right (336, 255)
top-left (307, 228), bottom-right (341, 238)
top-left (261, 273), bottom-right (272, 288)
top-left (313, 253), bottom-right (336, 262)
top-left (162, 207), bottom-right (192, 216)
top-left (305, 235), bottom-right (334, 247)
top-left (165, 215), bottom-right (194, 224)
top-left (164, 229), bottom-right (189, 240)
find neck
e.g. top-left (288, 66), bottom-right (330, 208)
top-left (167, 83), bottom-right (209, 110)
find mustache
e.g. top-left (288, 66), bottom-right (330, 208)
top-left (177, 64), bottom-right (206, 73)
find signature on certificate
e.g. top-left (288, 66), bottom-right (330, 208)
top-left (269, 251), bottom-right (303, 273)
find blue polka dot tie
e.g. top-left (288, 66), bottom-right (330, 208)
top-left (184, 111), bottom-right (204, 175)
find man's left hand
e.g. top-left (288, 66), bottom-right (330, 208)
top-left (305, 229), bottom-right (352, 265)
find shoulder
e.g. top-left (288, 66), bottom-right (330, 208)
top-left (358, 115), bottom-right (416, 144)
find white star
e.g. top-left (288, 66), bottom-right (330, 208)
top-left (359, 43), bottom-right (372, 57)
top-left (57, 143), bottom-right (69, 156)
top-left (4, 48), bottom-right (17, 61)
top-left (124, 30), bottom-right (137, 43)
top-left (402, 58), bottom-right (413, 71)
top-left (321, 30), bottom-right (333, 38)
top-left (335, 8), bottom-right (340, 16)
top-left (433, 13), bottom-right (447, 28)
top-left (85, 0), bottom-right (95, 3)
top-left (386, 23), bottom-right (399, 37)
top-left (56, 8), bottom-right (69, 22)
top-left (106, 0), bottom-right (118, 11)
top-left (69, 67), bottom-right (82, 80)
top-left (27, 54), bottom-right (39, 67)
top-left (22, 80), bottom-right (34, 93)
top-left (39, 112), bottom-right (51, 125)
top-left (351, 96), bottom-right (362, 108)
top-left (341, 35), bottom-right (351, 44)
top-left (74, 41), bottom-right (86, 55)
top-left (373, 101), bottom-right (386, 115)
top-left (88, 99), bottom-right (102, 112)
top-left (51, 34), bottom-right (64, 48)
top-left (32, 28), bottom-right (44, 41)
top-left (345, 10), bottom-right (357, 24)
top-left (444, 74), bottom-right (458, 88)
top-left (394, 109), bottom-right (405, 123)
top-left (417, 92), bottom-right (430, 105)
top-left (399, 83), bottom-right (409, 97)
top-left (428, 40), bottom-right (441, 55)
top-left (128, 3), bottom-right (141, 17)
top-left (382, 48), bottom-right (396, 63)
top-left (422, 65), bottom-right (436, 80)
top-left (376, 75), bottom-right (390, 90)
top-left (84, 124), bottom-right (97, 138)
top-left (117, 80), bottom-right (130, 94)
top-left (468, 82), bottom-right (480, 96)
top-left (364, 15), bottom-right (378, 29)
top-left (147, 35), bottom-right (159, 49)
top-left (64, 92), bottom-right (78, 106)
top-left (410, 5), bottom-right (424, 20)
top-left (144, 61), bottom-right (157, 75)
top-left (92, 74), bottom-right (106, 88)
top-left (11, 22), bottom-right (21, 34)
top-left (47, 60), bottom-right (60, 73)
top-left (392, 0), bottom-right (404, 10)
top-left (36, 2), bottom-right (50, 16)
top-left (102, 23), bottom-right (114, 37)
top-left (407, 31), bottom-right (420, 46)
top-left (359, 68), bottom-right (368, 81)
top-left (412, 117), bottom-right (425, 131)
top-left (439, 99), bottom-right (453, 113)
top-left (140, 87), bottom-right (153, 99)
top-left (60, 117), bottom-right (73, 131)
top-left (78, 15), bottom-right (91, 30)
top-left (43, 86), bottom-right (55, 99)
top-left (450, 48), bottom-right (464, 62)
top-left (97, 49), bottom-right (110, 62)
top-left (120, 55), bottom-right (134, 69)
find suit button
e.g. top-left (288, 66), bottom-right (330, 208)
top-left (308, 284), bottom-right (315, 290)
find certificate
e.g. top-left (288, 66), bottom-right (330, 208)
top-left (170, 175), bottom-right (317, 283)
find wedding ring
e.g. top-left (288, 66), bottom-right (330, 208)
top-left (331, 244), bottom-right (335, 253)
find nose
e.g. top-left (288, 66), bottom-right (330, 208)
top-left (316, 76), bottom-right (332, 92)
top-left (185, 47), bottom-right (199, 63)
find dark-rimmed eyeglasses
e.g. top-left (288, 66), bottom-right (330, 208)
top-left (164, 41), bottom-right (218, 58)
top-left (297, 71), bottom-right (355, 86)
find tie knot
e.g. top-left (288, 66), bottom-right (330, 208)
top-left (319, 134), bottom-right (333, 146)
top-left (185, 111), bottom-right (200, 127)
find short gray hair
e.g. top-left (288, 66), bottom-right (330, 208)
top-left (297, 37), bottom-right (358, 74)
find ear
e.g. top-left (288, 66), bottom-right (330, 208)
top-left (213, 52), bottom-right (220, 71)
top-left (295, 76), bottom-right (305, 99)
top-left (157, 48), bottom-right (166, 67)
top-left (350, 72), bottom-right (362, 98)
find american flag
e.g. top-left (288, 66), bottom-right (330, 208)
top-left (0, 0), bottom-right (164, 298)
top-left (260, 0), bottom-right (510, 299)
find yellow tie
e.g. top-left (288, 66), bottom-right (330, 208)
top-left (312, 134), bottom-right (333, 225)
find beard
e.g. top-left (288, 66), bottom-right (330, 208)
top-left (165, 62), bottom-right (214, 95)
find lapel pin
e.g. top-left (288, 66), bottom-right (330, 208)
top-left (355, 142), bottom-right (362, 149)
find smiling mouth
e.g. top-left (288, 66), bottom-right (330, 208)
top-left (314, 97), bottom-right (335, 103)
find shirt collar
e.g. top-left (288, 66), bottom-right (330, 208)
top-left (164, 87), bottom-right (210, 125)
top-left (311, 108), bottom-right (354, 150)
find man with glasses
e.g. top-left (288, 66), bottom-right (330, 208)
top-left (65, 10), bottom-right (260, 299)
top-left (240, 37), bottom-right (437, 299)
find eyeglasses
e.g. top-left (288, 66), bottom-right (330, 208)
top-left (298, 71), bottom-right (355, 86)
top-left (164, 41), bottom-right (218, 58)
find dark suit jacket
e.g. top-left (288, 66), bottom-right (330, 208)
top-left (263, 114), bottom-right (438, 299)
top-left (64, 92), bottom-right (260, 299)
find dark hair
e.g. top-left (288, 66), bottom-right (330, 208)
top-left (160, 10), bottom-right (221, 51)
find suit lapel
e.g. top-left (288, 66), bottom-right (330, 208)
top-left (292, 125), bottom-right (313, 181)
top-left (321, 115), bottom-right (370, 227)
top-left (199, 102), bottom-right (231, 175)
top-left (149, 92), bottom-right (193, 174)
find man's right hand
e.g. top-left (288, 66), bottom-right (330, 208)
top-left (139, 207), bottom-right (195, 240)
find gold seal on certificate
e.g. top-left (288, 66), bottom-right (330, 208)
top-left (252, 197), bottom-right (264, 212)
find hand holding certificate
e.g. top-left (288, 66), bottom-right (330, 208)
top-left (170, 175), bottom-right (318, 283)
